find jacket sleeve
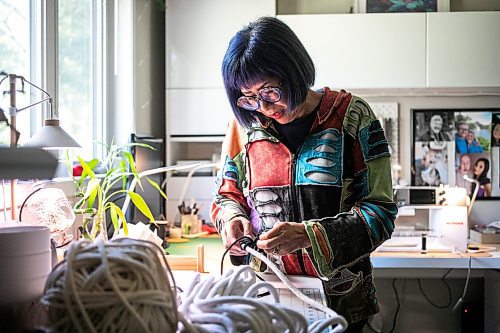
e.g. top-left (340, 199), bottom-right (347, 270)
top-left (303, 97), bottom-right (398, 279)
top-left (210, 118), bottom-right (251, 233)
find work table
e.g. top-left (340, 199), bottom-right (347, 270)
top-left (371, 245), bottom-right (500, 270)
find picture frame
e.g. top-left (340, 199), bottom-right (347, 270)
top-left (358, 0), bottom-right (449, 13)
top-left (411, 108), bottom-right (500, 200)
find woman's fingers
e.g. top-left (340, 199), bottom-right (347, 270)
top-left (256, 222), bottom-right (310, 255)
top-left (223, 217), bottom-right (253, 255)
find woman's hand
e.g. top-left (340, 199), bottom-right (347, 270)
top-left (222, 217), bottom-right (253, 255)
top-left (256, 222), bottom-right (311, 256)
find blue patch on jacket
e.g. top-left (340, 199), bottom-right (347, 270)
top-left (296, 129), bottom-right (343, 186)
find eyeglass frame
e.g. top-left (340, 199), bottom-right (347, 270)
top-left (236, 85), bottom-right (283, 111)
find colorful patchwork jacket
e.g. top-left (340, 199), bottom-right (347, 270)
top-left (210, 88), bottom-right (398, 323)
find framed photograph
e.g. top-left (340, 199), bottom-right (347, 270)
top-left (412, 108), bottom-right (500, 200)
top-left (358, 0), bottom-right (449, 13)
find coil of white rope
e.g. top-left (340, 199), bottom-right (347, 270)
top-left (245, 246), bottom-right (348, 332)
top-left (178, 264), bottom-right (348, 333)
top-left (42, 238), bottom-right (178, 333)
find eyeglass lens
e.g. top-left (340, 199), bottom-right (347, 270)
top-left (237, 86), bottom-right (282, 111)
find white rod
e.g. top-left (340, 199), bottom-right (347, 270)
top-left (176, 162), bottom-right (219, 208)
top-left (116, 162), bottom-right (205, 236)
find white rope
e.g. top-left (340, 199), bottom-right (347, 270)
top-left (177, 265), bottom-right (348, 333)
top-left (42, 238), bottom-right (348, 333)
top-left (246, 247), bottom-right (349, 333)
top-left (42, 238), bottom-right (178, 333)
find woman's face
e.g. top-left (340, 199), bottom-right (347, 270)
top-left (493, 124), bottom-right (500, 140)
top-left (240, 78), bottom-right (295, 125)
top-left (474, 160), bottom-right (485, 176)
top-left (467, 131), bottom-right (475, 143)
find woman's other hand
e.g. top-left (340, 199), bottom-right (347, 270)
top-left (222, 217), bottom-right (253, 255)
top-left (256, 222), bottom-right (311, 256)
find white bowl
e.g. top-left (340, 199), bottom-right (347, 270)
top-left (0, 224), bottom-right (50, 257)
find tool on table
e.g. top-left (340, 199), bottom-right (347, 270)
top-left (178, 201), bottom-right (202, 235)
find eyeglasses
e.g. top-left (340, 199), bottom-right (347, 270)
top-left (237, 86), bottom-right (282, 111)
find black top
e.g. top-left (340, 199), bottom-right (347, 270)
top-left (272, 104), bottom-right (319, 154)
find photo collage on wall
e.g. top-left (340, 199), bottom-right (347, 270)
top-left (412, 109), bottom-right (500, 199)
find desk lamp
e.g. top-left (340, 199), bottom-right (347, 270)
top-left (0, 73), bottom-right (80, 220)
top-left (463, 175), bottom-right (480, 216)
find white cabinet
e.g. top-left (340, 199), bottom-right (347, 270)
top-left (166, 0), bottom-right (276, 167)
top-left (166, 0), bottom-right (276, 89)
top-left (278, 13), bottom-right (427, 89)
top-left (165, 176), bottom-right (216, 225)
top-left (426, 12), bottom-right (500, 88)
top-left (167, 88), bottom-right (231, 136)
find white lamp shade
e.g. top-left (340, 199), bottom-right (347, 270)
top-left (23, 119), bottom-right (81, 149)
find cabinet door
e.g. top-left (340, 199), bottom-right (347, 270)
top-left (166, 176), bottom-right (217, 225)
top-left (278, 13), bottom-right (426, 89)
top-left (427, 12), bottom-right (500, 88)
top-left (167, 89), bottom-right (232, 136)
top-left (166, 0), bottom-right (276, 89)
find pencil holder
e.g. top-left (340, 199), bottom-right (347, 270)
top-left (181, 214), bottom-right (199, 235)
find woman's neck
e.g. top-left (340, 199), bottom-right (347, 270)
top-left (292, 89), bottom-right (323, 119)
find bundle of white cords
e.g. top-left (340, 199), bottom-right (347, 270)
top-left (42, 237), bottom-right (347, 333)
top-left (247, 246), bottom-right (348, 332)
top-left (42, 238), bottom-right (178, 333)
top-left (178, 251), bottom-right (348, 333)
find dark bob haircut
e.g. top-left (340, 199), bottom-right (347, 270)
top-left (221, 16), bottom-right (315, 128)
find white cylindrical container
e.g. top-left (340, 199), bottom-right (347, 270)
top-left (0, 224), bottom-right (51, 304)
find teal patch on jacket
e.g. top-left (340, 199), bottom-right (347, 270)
top-left (296, 128), bottom-right (343, 186)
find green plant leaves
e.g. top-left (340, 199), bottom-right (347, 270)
top-left (69, 142), bottom-right (164, 240)
top-left (146, 177), bottom-right (168, 200)
top-left (127, 191), bottom-right (155, 224)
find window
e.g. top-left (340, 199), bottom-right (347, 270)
top-left (0, 0), bottom-right (106, 160)
top-left (0, 0), bottom-right (32, 146)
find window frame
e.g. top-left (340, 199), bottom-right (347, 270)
top-left (36, 0), bottom-right (107, 160)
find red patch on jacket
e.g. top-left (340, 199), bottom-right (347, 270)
top-left (219, 178), bottom-right (249, 210)
top-left (281, 253), bottom-right (319, 277)
top-left (246, 141), bottom-right (292, 188)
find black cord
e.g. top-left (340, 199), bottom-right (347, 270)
top-left (417, 268), bottom-right (453, 309)
top-left (452, 255), bottom-right (472, 312)
top-left (220, 235), bottom-right (256, 275)
top-left (388, 278), bottom-right (401, 333)
top-left (18, 187), bottom-right (43, 222)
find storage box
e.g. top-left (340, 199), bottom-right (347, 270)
top-left (469, 229), bottom-right (500, 244)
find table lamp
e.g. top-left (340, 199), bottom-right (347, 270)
top-left (0, 73), bottom-right (80, 149)
top-left (463, 175), bottom-right (480, 216)
top-left (0, 73), bottom-right (81, 220)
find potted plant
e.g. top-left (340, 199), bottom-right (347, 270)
top-left (69, 142), bottom-right (166, 241)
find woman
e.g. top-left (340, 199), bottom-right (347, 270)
top-left (471, 157), bottom-right (492, 197)
top-left (210, 17), bottom-right (397, 332)
top-left (492, 122), bottom-right (500, 147)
